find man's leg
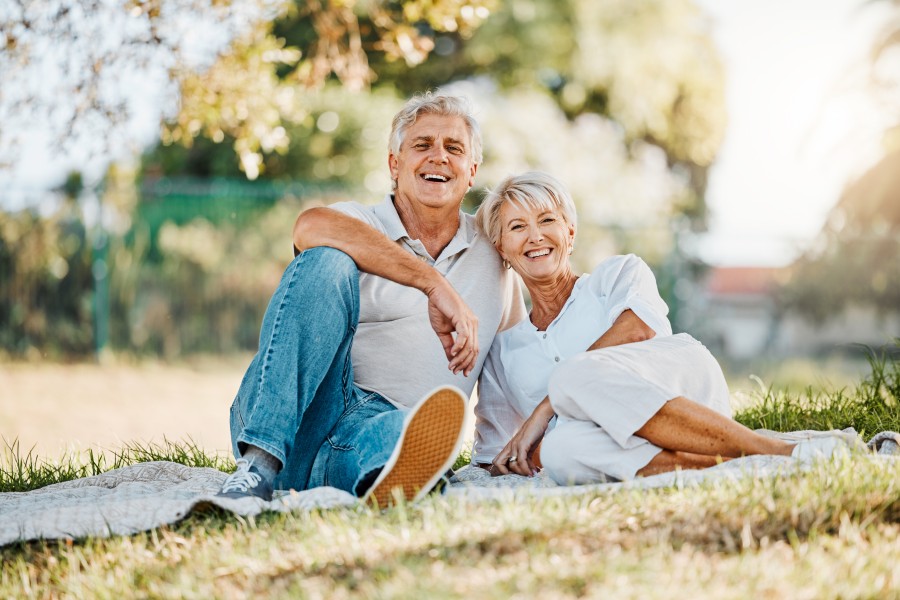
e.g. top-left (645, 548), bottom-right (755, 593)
top-left (223, 247), bottom-right (361, 499)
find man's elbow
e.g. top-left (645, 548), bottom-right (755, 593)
top-left (292, 207), bottom-right (331, 254)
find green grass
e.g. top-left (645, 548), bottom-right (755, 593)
top-left (735, 345), bottom-right (900, 438)
top-left (0, 437), bottom-right (233, 494)
top-left (2, 347), bottom-right (899, 598)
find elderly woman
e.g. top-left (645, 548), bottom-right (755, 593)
top-left (472, 171), bottom-right (858, 484)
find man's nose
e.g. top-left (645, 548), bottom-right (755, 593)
top-left (428, 145), bottom-right (449, 163)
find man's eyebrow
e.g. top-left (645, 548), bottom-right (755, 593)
top-left (444, 136), bottom-right (466, 146)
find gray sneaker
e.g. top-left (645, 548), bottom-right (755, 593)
top-left (217, 458), bottom-right (274, 501)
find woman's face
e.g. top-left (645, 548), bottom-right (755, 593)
top-left (496, 200), bottom-right (575, 284)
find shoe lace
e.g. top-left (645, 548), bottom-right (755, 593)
top-left (221, 459), bottom-right (262, 493)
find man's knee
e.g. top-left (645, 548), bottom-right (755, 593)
top-left (295, 246), bottom-right (358, 279)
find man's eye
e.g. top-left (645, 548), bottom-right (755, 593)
top-left (447, 145), bottom-right (462, 153)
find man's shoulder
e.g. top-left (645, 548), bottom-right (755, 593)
top-left (328, 198), bottom-right (389, 232)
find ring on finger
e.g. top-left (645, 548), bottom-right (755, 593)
top-left (508, 456), bottom-right (517, 463)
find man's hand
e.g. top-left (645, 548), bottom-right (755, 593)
top-left (295, 208), bottom-right (480, 375)
top-left (491, 397), bottom-right (555, 477)
top-left (426, 279), bottom-right (479, 376)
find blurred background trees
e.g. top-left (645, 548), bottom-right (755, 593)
top-left (2, 0), bottom-right (727, 359)
top-left (2, 0), bottom-right (896, 361)
top-left (779, 0), bottom-right (900, 327)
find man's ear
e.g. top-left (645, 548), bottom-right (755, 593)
top-left (468, 162), bottom-right (478, 188)
top-left (388, 152), bottom-right (399, 181)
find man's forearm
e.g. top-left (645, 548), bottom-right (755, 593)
top-left (293, 207), bottom-right (443, 295)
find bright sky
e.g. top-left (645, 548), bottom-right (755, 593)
top-left (695, 0), bottom-right (896, 266)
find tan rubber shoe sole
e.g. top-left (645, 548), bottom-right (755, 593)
top-left (364, 386), bottom-right (467, 507)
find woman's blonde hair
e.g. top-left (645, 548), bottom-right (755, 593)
top-left (475, 171), bottom-right (578, 245)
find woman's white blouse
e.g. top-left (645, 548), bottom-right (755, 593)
top-left (473, 254), bottom-right (673, 464)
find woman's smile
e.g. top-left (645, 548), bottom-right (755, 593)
top-left (496, 201), bottom-right (574, 283)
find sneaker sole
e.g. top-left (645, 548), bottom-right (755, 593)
top-left (364, 385), bottom-right (467, 507)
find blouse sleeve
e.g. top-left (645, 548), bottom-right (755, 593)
top-left (589, 254), bottom-right (673, 337)
top-left (473, 341), bottom-right (525, 464)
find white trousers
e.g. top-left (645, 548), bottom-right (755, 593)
top-left (541, 333), bottom-right (731, 484)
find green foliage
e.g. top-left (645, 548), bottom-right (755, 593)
top-left (149, 0), bottom-right (725, 222)
top-left (107, 195), bottom-right (314, 357)
top-left (780, 151), bottom-right (900, 322)
top-left (380, 0), bottom-right (726, 171)
top-left (0, 202), bottom-right (95, 358)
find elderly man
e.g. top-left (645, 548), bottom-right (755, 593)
top-left (218, 93), bottom-right (525, 505)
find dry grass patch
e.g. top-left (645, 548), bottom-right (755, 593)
top-left (3, 457), bottom-right (900, 598)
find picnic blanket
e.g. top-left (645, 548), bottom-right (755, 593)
top-left (2, 429), bottom-right (898, 547)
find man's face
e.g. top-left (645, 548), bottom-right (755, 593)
top-left (389, 114), bottom-right (478, 212)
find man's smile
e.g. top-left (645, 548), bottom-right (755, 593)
top-left (420, 173), bottom-right (450, 182)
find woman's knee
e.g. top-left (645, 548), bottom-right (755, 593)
top-left (539, 431), bottom-right (576, 484)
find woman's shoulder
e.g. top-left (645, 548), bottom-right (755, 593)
top-left (585, 254), bottom-right (652, 284)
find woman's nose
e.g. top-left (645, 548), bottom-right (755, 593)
top-left (528, 225), bottom-right (544, 241)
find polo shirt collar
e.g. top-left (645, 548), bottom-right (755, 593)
top-left (374, 194), bottom-right (474, 260)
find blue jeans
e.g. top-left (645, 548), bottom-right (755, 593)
top-left (229, 247), bottom-right (405, 495)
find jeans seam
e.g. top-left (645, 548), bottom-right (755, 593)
top-left (255, 255), bottom-right (303, 402)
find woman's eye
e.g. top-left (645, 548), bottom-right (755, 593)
top-left (510, 224), bottom-right (524, 231)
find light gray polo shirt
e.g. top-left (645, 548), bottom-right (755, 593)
top-left (329, 194), bottom-right (526, 409)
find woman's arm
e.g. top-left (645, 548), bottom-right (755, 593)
top-left (488, 396), bottom-right (554, 476)
top-left (587, 308), bottom-right (655, 351)
top-left (485, 310), bottom-right (654, 476)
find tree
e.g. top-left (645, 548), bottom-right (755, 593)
top-left (779, 0), bottom-right (900, 322)
top-left (0, 0), bottom-right (494, 179)
top-left (780, 150), bottom-right (900, 322)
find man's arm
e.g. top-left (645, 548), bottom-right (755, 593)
top-left (293, 207), bottom-right (479, 375)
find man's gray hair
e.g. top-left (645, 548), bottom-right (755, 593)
top-left (389, 92), bottom-right (483, 166)
top-left (475, 171), bottom-right (578, 245)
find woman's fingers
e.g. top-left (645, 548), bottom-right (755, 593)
top-left (509, 443), bottom-right (534, 476)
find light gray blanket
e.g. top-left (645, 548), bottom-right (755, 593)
top-left (2, 429), bottom-right (897, 547)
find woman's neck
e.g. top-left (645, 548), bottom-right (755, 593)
top-left (525, 270), bottom-right (580, 331)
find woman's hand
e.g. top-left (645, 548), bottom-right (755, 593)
top-left (491, 397), bottom-right (555, 477)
